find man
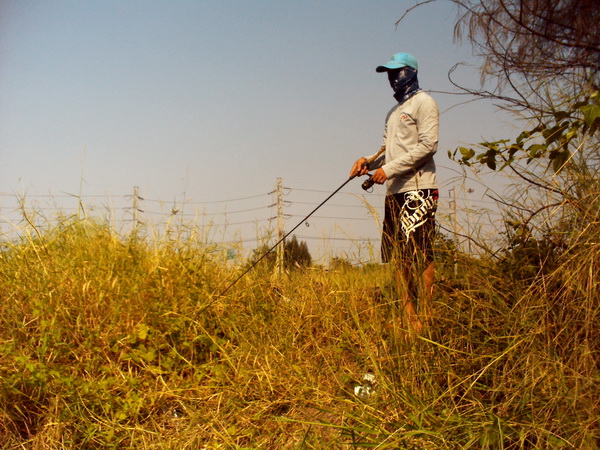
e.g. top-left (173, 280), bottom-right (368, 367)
top-left (350, 52), bottom-right (439, 333)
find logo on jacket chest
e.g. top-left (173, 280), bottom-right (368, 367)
top-left (396, 112), bottom-right (411, 122)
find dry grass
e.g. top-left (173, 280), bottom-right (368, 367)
top-left (0, 216), bottom-right (598, 448)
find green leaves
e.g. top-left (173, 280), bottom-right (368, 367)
top-left (451, 91), bottom-right (598, 173)
top-left (458, 146), bottom-right (475, 160)
top-left (580, 103), bottom-right (600, 133)
top-left (452, 141), bottom-right (507, 170)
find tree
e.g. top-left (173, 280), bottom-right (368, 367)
top-left (283, 235), bottom-right (312, 268)
top-left (444, 0), bottom-right (599, 115)
top-left (249, 235), bottom-right (312, 270)
top-left (447, 0), bottom-right (599, 175)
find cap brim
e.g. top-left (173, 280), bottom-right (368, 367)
top-left (376, 63), bottom-right (405, 72)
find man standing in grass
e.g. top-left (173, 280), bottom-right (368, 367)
top-left (350, 52), bottom-right (439, 333)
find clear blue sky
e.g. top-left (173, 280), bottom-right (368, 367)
top-left (0, 0), bottom-right (514, 261)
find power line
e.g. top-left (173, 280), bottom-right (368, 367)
top-left (141, 192), bottom-right (269, 205)
top-left (0, 180), bottom-right (501, 261)
top-left (289, 187), bottom-right (381, 196)
top-left (288, 214), bottom-right (375, 221)
top-left (295, 235), bottom-right (380, 242)
top-left (291, 200), bottom-right (375, 209)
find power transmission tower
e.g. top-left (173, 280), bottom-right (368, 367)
top-left (275, 178), bottom-right (285, 277)
top-left (132, 186), bottom-right (143, 238)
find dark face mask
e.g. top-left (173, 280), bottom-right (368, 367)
top-left (387, 67), bottom-right (420, 103)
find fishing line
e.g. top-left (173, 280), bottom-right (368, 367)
top-left (210, 145), bottom-right (386, 302)
top-left (216, 175), bottom-right (356, 298)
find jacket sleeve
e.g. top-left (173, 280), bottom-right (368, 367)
top-left (365, 112), bottom-right (391, 170)
top-left (382, 97), bottom-right (439, 178)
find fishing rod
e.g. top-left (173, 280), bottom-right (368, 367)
top-left (216, 145), bottom-right (385, 298)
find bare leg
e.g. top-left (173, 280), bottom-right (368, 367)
top-left (422, 261), bottom-right (435, 300)
top-left (394, 263), bottom-right (422, 333)
top-left (417, 261), bottom-right (435, 327)
top-left (393, 260), bottom-right (434, 333)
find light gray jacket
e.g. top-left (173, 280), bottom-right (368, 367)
top-left (367, 91), bottom-right (439, 195)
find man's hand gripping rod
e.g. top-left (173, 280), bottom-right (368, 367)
top-left (359, 145), bottom-right (385, 191)
top-left (215, 146), bottom-right (385, 299)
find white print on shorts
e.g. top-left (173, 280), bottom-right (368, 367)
top-left (399, 190), bottom-right (436, 240)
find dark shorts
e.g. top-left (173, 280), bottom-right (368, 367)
top-left (381, 189), bottom-right (438, 265)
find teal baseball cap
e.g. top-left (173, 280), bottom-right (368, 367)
top-left (376, 52), bottom-right (418, 72)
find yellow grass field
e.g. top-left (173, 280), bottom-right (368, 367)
top-left (1, 218), bottom-right (598, 448)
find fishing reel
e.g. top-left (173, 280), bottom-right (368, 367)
top-left (361, 176), bottom-right (375, 191)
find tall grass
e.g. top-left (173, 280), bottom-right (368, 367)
top-left (0, 214), bottom-right (598, 448)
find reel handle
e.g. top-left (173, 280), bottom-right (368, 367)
top-left (358, 145), bottom-right (385, 191)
